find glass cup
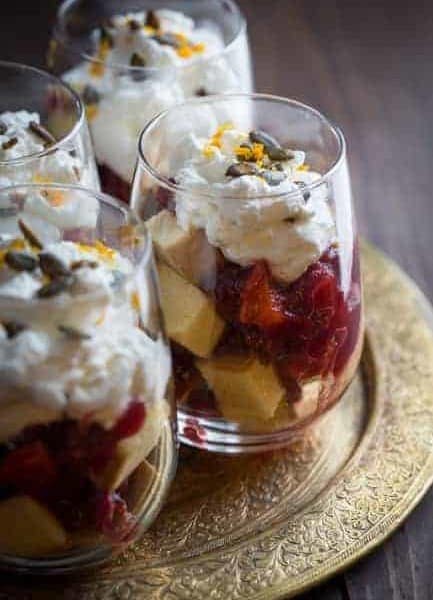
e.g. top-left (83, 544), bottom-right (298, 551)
top-left (0, 61), bottom-right (99, 191)
top-left (0, 184), bottom-right (176, 573)
top-left (131, 93), bottom-right (364, 453)
top-left (48, 0), bottom-right (253, 202)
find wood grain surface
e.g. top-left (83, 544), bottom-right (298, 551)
top-left (1, 0), bottom-right (432, 597)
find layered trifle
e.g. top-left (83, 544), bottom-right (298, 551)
top-left (134, 95), bottom-right (363, 451)
top-left (0, 185), bottom-right (175, 567)
top-left (0, 61), bottom-right (98, 191)
top-left (51, 1), bottom-right (252, 201)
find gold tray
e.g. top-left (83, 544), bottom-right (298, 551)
top-left (3, 242), bottom-right (433, 600)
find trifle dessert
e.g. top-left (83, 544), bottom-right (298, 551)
top-left (50, 0), bottom-right (252, 201)
top-left (0, 184), bottom-right (175, 572)
top-left (132, 95), bottom-right (364, 452)
top-left (0, 61), bottom-right (98, 191)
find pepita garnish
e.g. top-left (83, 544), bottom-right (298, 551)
top-left (2, 137), bottom-right (18, 151)
top-left (18, 219), bottom-right (43, 250)
top-left (226, 163), bottom-right (259, 178)
top-left (5, 251), bottom-right (38, 272)
top-left (82, 85), bottom-right (100, 106)
top-left (29, 121), bottom-right (56, 146)
top-left (249, 130), bottom-right (294, 161)
top-left (58, 324), bottom-right (91, 340)
top-left (128, 18), bottom-right (142, 31)
top-left (146, 10), bottom-right (160, 29)
top-left (195, 87), bottom-right (208, 97)
top-left (130, 52), bottom-right (146, 67)
top-left (71, 259), bottom-right (99, 270)
top-left (36, 276), bottom-right (74, 299)
top-left (39, 252), bottom-right (71, 279)
top-left (0, 121), bottom-right (7, 135)
top-left (2, 321), bottom-right (28, 338)
top-left (152, 32), bottom-right (180, 48)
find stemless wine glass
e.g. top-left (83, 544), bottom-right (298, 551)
top-left (0, 61), bottom-right (98, 191)
top-left (0, 184), bottom-right (176, 573)
top-left (131, 93), bottom-right (364, 454)
top-left (48, 0), bottom-right (253, 202)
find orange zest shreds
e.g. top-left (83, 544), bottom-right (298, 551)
top-left (174, 32), bottom-right (189, 45)
top-left (297, 164), bottom-right (310, 172)
top-left (252, 143), bottom-right (265, 161)
top-left (176, 45), bottom-right (194, 59)
top-left (131, 291), bottom-right (141, 311)
top-left (234, 146), bottom-right (252, 159)
top-left (88, 39), bottom-right (110, 78)
top-left (203, 145), bottom-right (216, 159)
top-left (85, 104), bottom-right (99, 121)
top-left (46, 190), bottom-right (66, 207)
top-left (95, 309), bottom-right (106, 326)
top-left (192, 42), bottom-right (206, 53)
top-left (77, 240), bottom-right (117, 263)
top-left (144, 25), bottom-right (157, 34)
top-left (208, 122), bottom-right (234, 149)
top-left (32, 173), bottom-right (52, 185)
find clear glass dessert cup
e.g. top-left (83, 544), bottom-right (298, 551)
top-left (0, 184), bottom-right (177, 573)
top-left (131, 93), bottom-right (364, 454)
top-left (0, 61), bottom-right (99, 191)
top-left (48, 0), bottom-right (253, 202)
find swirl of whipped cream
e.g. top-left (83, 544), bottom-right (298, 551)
top-left (0, 110), bottom-right (94, 192)
top-left (63, 8), bottom-right (249, 182)
top-left (0, 208), bottom-right (170, 432)
top-left (171, 125), bottom-right (335, 283)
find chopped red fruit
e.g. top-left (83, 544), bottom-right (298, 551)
top-left (94, 491), bottom-right (136, 542)
top-left (240, 261), bottom-right (288, 329)
top-left (0, 441), bottom-right (57, 494)
top-left (111, 400), bottom-right (146, 441)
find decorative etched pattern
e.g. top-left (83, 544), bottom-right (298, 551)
top-left (3, 243), bottom-right (433, 600)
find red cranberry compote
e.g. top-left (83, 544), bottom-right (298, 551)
top-left (0, 400), bottom-right (146, 544)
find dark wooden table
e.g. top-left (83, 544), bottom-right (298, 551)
top-left (2, 0), bottom-right (433, 597)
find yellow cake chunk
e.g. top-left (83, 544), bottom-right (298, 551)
top-left (0, 496), bottom-right (67, 557)
top-left (157, 262), bottom-right (225, 358)
top-left (146, 210), bottom-right (217, 287)
top-left (127, 460), bottom-right (157, 513)
top-left (196, 356), bottom-right (286, 421)
top-left (98, 402), bottom-right (167, 492)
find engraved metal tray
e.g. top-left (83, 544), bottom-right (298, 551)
top-left (3, 242), bottom-right (433, 599)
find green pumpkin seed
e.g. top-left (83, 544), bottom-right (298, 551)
top-left (36, 276), bottom-right (74, 299)
top-left (29, 121), bottom-right (56, 146)
top-left (5, 251), bottom-right (38, 272)
top-left (3, 321), bottom-right (28, 338)
top-left (58, 324), bottom-right (91, 340)
top-left (39, 252), bottom-right (71, 278)
top-left (226, 163), bottom-right (259, 178)
top-left (18, 219), bottom-right (43, 250)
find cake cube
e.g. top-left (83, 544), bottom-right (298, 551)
top-left (157, 261), bottom-right (225, 358)
top-left (146, 210), bottom-right (217, 287)
top-left (291, 379), bottom-right (321, 419)
top-left (0, 496), bottom-right (67, 557)
top-left (98, 402), bottom-right (166, 492)
top-left (196, 356), bottom-right (286, 421)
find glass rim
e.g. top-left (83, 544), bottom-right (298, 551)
top-left (0, 182), bottom-right (151, 306)
top-left (52, 0), bottom-right (247, 74)
top-left (137, 92), bottom-right (347, 201)
top-left (0, 60), bottom-right (86, 168)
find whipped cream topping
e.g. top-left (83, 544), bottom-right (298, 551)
top-left (0, 110), bottom-right (93, 190)
top-left (0, 208), bottom-right (170, 430)
top-left (170, 124), bottom-right (335, 283)
top-left (63, 8), bottom-right (249, 181)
